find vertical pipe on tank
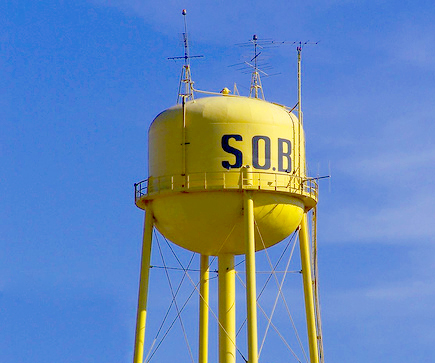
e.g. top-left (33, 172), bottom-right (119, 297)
top-left (244, 191), bottom-right (259, 363)
top-left (199, 255), bottom-right (210, 363)
top-left (133, 209), bottom-right (154, 363)
top-left (297, 45), bottom-right (303, 180)
top-left (297, 46), bottom-right (303, 126)
top-left (242, 166), bottom-right (253, 186)
top-left (299, 213), bottom-right (319, 363)
top-left (182, 96), bottom-right (187, 179)
top-left (218, 254), bottom-right (236, 363)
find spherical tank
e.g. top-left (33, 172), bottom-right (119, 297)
top-left (135, 95), bottom-right (317, 255)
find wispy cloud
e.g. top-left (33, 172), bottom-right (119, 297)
top-left (388, 23), bottom-right (435, 69)
top-left (89, 0), bottom-right (303, 44)
top-left (325, 278), bottom-right (435, 321)
top-left (365, 280), bottom-right (435, 301)
top-left (320, 191), bottom-right (435, 243)
top-left (337, 148), bottom-right (435, 185)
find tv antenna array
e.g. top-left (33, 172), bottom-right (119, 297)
top-left (233, 38), bottom-right (318, 123)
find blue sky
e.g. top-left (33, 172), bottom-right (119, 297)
top-left (1, 1), bottom-right (435, 362)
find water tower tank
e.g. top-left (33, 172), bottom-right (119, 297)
top-left (135, 95), bottom-right (317, 255)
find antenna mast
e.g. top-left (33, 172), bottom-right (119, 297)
top-left (297, 43), bottom-right (303, 125)
top-left (249, 35), bottom-right (265, 99)
top-left (294, 41), bottom-right (317, 125)
top-left (180, 9), bottom-right (192, 101)
top-left (168, 9), bottom-right (203, 103)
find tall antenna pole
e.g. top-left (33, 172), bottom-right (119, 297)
top-left (249, 35), bottom-right (265, 100)
top-left (168, 9), bottom-right (203, 103)
top-left (295, 41), bottom-right (318, 123)
top-left (181, 9), bottom-right (192, 101)
top-left (297, 43), bottom-right (303, 126)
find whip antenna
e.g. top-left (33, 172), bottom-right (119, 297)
top-left (294, 41), bottom-right (318, 125)
top-left (168, 9), bottom-right (204, 103)
top-left (249, 35), bottom-right (265, 99)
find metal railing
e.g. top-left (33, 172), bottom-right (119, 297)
top-left (135, 170), bottom-right (318, 202)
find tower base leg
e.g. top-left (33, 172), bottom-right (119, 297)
top-left (218, 254), bottom-right (236, 363)
top-left (133, 209), bottom-right (154, 363)
top-left (244, 191), bottom-right (259, 363)
top-left (199, 255), bottom-right (210, 363)
top-left (299, 213), bottom-right (319, 363)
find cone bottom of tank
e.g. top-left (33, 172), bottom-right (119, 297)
top-left (148, 190), bottom-right (305, 255)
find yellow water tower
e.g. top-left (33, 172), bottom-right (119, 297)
top-left (132, 12), bottom-right (323, 363)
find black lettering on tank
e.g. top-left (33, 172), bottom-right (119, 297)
top-left (221, 134), bottom-right (243, 169)
top-left (278, 138), bottom-right (292, 172)
top-left (252, 136), bottom-right (271, 170)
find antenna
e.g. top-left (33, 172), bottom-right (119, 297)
top-left (295, 41), bottom-right (318, 125)
top-left (231, 35), bottom-right (279, 99)
top-left (270, 41), bottom-right (318, 124)
top-left (233, 82), bottom-right (240, 96)
top-left (168, 9), bottom-right (204, 103)
top-left (249, 35), bottom-right (265, 99)
top-left (258, 40), bottom-right (318, 124)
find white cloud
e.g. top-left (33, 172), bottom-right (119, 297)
top-left (365, 280), bottom-right (435, 301)
top-left (337, 148), bottom-right (435, 184)
top-left (325, 278), bottom-right (435, 322)
top-left (89, 0), bottom-right (302, 44)
top-left (389, 24), bottom-right (435, 69)
top-left (320, 192), bottom-right (435, 244)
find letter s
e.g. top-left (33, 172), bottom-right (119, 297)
top-left (221, 134), bottom-right (243, 169)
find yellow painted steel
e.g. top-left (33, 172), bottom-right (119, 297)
top-left (134, 93), bottom-right (322, 362)
top-left (299, 213), bottom-right (319, 363)
top-left (136, 95), bottom-right (316, 255)
top-left (181, 97), bottom-right (187, 177)
top-left (298, 47), bottom-right (303, 126)
top-left (148, 96), bottom-right (305, 178)
top-left (244, 191), bottom-right (259, 363)
top-left (199, 255), bottom-right (210, 363)
top-left (218, 254), bottom-right (236, 363)
top-left (149, 191), bottom-right (304, 255)
top-left (133, 209), bottom-right (154, 363)
top-left (312, 207), bottom-right (325, 363)
top-left (297, 48), bottom-right (304, 175)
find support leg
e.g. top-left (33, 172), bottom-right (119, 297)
top-left (133, 209), bottom-right (154, 363)
top-left (299, 213), bottom-right (319, 363)
top-left (244, 191), bottom-right (258, 363)
top-left (218, 254), bottom-right (236, 363)
top-left (199, 255), bottom-right (210, 363)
